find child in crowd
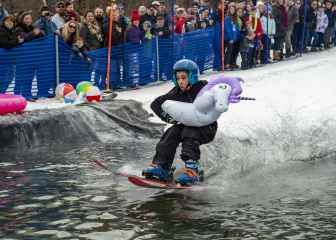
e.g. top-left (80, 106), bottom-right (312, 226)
top-left (313, 3), bottom-right (328, 50)
top-left (260, 9), bottom-right (276, 63)
top-left (153, 14), bottom-right (170, 37)
top-left (240, 28), bottom-right (256, 70)
top-left (142, 20), bottom-right (153, 40)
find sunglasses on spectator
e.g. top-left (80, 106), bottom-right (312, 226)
top-left (69, 25), bottom-right (76, 29)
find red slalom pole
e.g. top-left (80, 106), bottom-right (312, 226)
top-left (105, 2), bottom-right (116, 92)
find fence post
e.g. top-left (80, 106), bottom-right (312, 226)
top-left (156, 36), bottom-right (160, 82)
top-left (55, 34), bottom-right (60, 87)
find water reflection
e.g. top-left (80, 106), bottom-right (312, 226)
top-left (1, 141), bottom-right (336, 239)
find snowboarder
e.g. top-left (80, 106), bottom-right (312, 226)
top-left (142, 59), bottom-right (218, 185)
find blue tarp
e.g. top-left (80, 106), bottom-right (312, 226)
top-left (0, 26), bottom-right (219, 99)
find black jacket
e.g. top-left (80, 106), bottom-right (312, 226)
top-left (153, 25), bottom-right (171, 38)
top-left (16, 24), bottom-right (43, 43)
top-left (151, 80), bottom-right (217, 126)
top-left (103, 18), bottom-right (125, 46)
top-left (0, 25), bottom-right (20, 49)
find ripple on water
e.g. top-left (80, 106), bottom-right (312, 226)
top-left (46, 201), bottom-right (64, 208)
top-left (86, 213), bottom-right (118, 220)
top-left (32, 195), bottom-right (56, 201)
top-left (63, 196), bottom-right (80, 201)
top-left (91, 196), bottom-right (109, 202)
top-left (14, 204), bottom-right (42, 210)
top-left (74, 222), bottom-right (104, 230)
top-left (49, 219), bottom-right (72, 226)
top-left (0, 162), bottom-right (16, 167)
top-left (80, 230), bottom-right (135, 240)
top-left (133, 234), bottom-right (158, 240)
top-left (8, 170), bottom-right (26, 174)
top-left (33, 230), bottom-right (72, 238)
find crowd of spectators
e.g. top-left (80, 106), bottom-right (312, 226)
top-left (217, 0), bottom-right (336, 70)
top-left (0, 0), bottom-right (336, 71)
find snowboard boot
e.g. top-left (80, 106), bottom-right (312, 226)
top-left (142, 164), bottom-right (169, 182)
top-left (174, 160), bottom-right (204, 186)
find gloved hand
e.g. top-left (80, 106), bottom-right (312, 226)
top-left (162, 111), bottom-right (178, 124)
top-left (166, 114), bottom-right (178, 124)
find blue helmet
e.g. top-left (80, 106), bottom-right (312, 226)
top-left (172, 59), bottom-right (200, 87)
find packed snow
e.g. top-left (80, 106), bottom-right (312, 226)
top-left (26, 48), bottom-right (336, 135)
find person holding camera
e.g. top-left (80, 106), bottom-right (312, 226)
top-left (34, 6), bottom-right (57, 36)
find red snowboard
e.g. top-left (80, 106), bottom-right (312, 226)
top-left (128, 175), bottom-right (193, 189)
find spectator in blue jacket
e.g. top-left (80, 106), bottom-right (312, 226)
top-left (34, 6), bottom-right (57, 36)
top-left (51, 1), bottom-right (66, 30)
top-left (224, 3), bottom-right (238, 69)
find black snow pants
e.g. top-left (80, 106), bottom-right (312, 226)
top-left (152, 122), bottom-right (218, 170)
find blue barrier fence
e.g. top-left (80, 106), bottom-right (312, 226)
top-left (0, 36), bottom-right (56, 98)
top-left (0, 26), bottom-right (220, 99)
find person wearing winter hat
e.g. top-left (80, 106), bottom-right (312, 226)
top-left (65, 0), bottom-right (80, 22)
top-left (151, 1), bottom-right (161, 10)
top-left (126, 10), bottom-right (143, 43)
top-left (34, 6), bottom-right (57, 35)
top-left (51, 1), bottom-right (66, 29)
top-left (16, 11), bottom-right (44, 43)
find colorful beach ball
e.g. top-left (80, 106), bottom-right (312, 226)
top-left (55, 83), bottom-right (65, 98)
top-left (86, 86), bottom-right (102, 102)
top-left (55, 83), bottom-right (75, 98)
top-left (64, 90), bottom-right (78, 104)
top-left (76, 81), bottom-right (93, 95)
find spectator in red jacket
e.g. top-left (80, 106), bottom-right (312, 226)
top-left (175, 8), bottom-right (186, 34)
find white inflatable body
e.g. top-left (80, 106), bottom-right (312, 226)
top-left (162, 83), bottom-right (232, 127)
